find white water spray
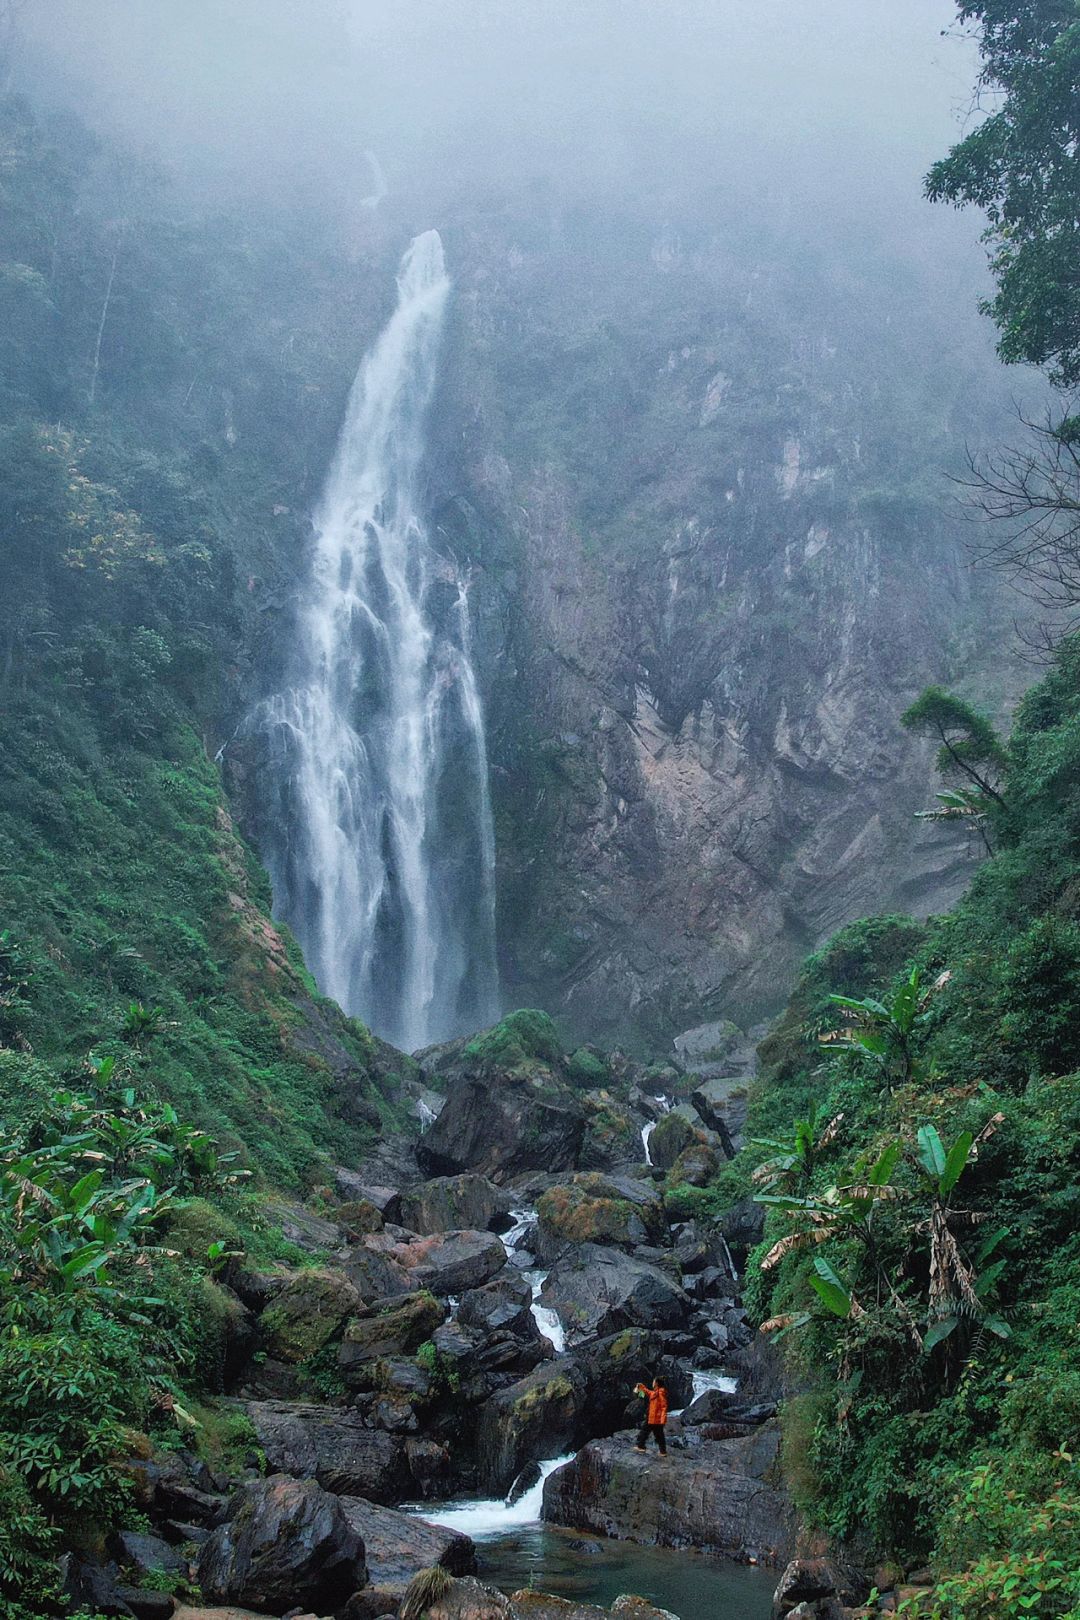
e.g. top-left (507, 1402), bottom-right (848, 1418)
top-left (248, 232), bottom-right (498, 1051)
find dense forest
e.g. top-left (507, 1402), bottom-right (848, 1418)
top-left (1, 4), bottom-right (1080, 1620)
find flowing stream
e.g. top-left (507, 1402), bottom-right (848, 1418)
top-left (502, 1208), bottom-right (567, 1353)
top-left (247, 231), bottom-right (497, 1051)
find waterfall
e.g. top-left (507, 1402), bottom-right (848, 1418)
top-left (248, 232), bottom-right (498, 1052)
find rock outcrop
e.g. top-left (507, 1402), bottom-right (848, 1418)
top-left (197, 1474), bottom-right (365, 1612)
top-left (543, 1425), bottom-right (795, 1565)
top-left (245, 1404), bottom-right (411, 1502)
top-left (417, 1075), bottom-right (585, 1181)
top-left (337, 1497), bottom-right (477, 1586)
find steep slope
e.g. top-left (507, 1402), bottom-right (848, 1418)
top-left (429, 203), bottom-right (1031, 1044)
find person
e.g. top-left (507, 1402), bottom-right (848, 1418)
top-left (633, 1374), bottom-right (669, 1456)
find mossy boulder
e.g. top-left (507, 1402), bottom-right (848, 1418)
top-left (461, 1009), bottom-right (563, 1070)
top-left (397, 1174), bottom-right (511, 1236)
top-left (535, 1173), bottom-right (664, 1259)
top-left (669, 1142), bottom-right (720, 1188)
top-left (475, 1357), bottom-right (590, 1491)
top-left (649, 1110), bottom-right (696, 1170)
top-left (260, 1268), bottom-right (362, 1365)
top-left (337, 1198), bottom-right (386, 1237)
top-left (339, 1292), bottom-right (446, 1386)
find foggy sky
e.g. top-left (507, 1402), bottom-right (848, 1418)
top-left (16, 1), bottom-right (979, 239)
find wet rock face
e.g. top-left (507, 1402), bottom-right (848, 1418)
top-left (539, 1246), bottom-right (692, 1342)
top-left (245, 1403), bottom-right (412, 1502)
top-left (417, 1075), bottom-right (585, 1182)
top-left (196, 1473), bottom-right (366, 1612)
top-left (337, 1496), bottom-right (477, 1586)
top-left (397, 1174), bottom-right (513, 1236)
top-left (543, 1425), bottom-right (795, 1565)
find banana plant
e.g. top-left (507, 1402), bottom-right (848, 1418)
top-left (750, 1106), bottom-right (844, 1194)
top-left (912, 1118), bottom-right (1010, 1352)
top-left (821, 964), bottom-right (940, 1091)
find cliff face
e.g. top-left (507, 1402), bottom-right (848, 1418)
top-left (423, 202), bottom-right (1025, 1045)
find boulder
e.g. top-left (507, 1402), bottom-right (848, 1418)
top-left (534, 1175), bottom-right (664, 1262)
top-left (416, 1076), bottom-right (584, 1182)
top-left (475, 1356), bottom-right (590, 1491)
top-left (646, 1112), bottom-right (695, 1171)
top-left (338, 1496), bottom-right (476, 1586)
top-left (246, 1401), bottom-right (410, 1502)
top-left (197, 1474), bottom-right (365, 1612)
top-left (539, 1246), bottom-right (691, 1342)
top-left (339, 1292), bottom-right (447, 1380)
top-left (344, 1232), bottom-right (507, 1301)
top-left (690, 1075), bottom-right (746, 1154)
top-left (108, 1531), bottom-right (186, 1579)
top-left (335, 1169), bottom-right (404, 1221)
top-left (458, 1271), bottom-right (540, 1338)
top-left (259, 1267), bottom-right (361, 1364)
top-left (543, 1425), bottom-right (794, 1565)
top-left (720, 1196), bottom-right (766, 1259)
top-left (338, 1198), bottom-right (388, 1236)
top-left (263, 1199), bottom-right (344, 1253)
top-left (668, 1143), bottom-right (719, 1187)
top-left (473, 1330), bottom-right (680, 1491)
top-left (772, 1558), bottom-right (872, 1617)
top-left (425, 1576), bottom-right (515, 1620)
top-left (397, 1175), bottom-right (512, 1235)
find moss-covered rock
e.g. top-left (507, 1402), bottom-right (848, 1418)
top-left (648, 1110), bottom-right (696, 1170)
top-left (260, 1268), bottom-right (361, 1364)
top-left (339, 1291), bottom-right (446, 1386)
top-left (536, 1173), bottom-right (664, 1257)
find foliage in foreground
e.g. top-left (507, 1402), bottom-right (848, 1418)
top-left (713, 639), bottom-right (1080, 1615)
top-left (0, 1056), bottom-right (254, 1617)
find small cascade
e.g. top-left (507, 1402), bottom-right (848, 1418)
top-left (691, 1367), bottom-right (739, 1399)
top-left (502, 1208), bottom-right (566, 1352)
top-left (640, 1096), bottom-right (669, 1166)
top-left (719, 1234), bottom-right (739, 1280)
top-left (415, 1098), bottom-right (437, 1133)
top-left (414, 1454), bottom-right (575, 1539)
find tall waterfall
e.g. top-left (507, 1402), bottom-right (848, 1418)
top-left (249, 231), bottom-right (498, 1052)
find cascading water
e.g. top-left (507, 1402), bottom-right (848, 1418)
top-left (247, 232), bottom-right (498, 1052)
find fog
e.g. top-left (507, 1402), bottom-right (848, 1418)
top-left (16, 0), bottom-right (979, 248)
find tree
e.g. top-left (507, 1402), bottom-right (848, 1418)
top-left (901, 687), bottom-right (1007, 850)
top-left (926, 4), bottom-right (1080, 387)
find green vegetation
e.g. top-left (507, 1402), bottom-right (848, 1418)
top-left (703, 642), bottom-right (1080, 1615)
top-left (462, 1008), bottom-right (563, 1070)
top-left (927, 2), bottom-right (1080, 386)
top-left (0, 1059), bottom-right (254, 1617)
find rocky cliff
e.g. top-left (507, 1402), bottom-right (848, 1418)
top-left (422, 200), bottom-right (1029, 1045)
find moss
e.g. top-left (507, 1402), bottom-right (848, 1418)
top-left (462, 1008), bottom-right (563, 1069)
top-left (566, 1046), bottom-right (609, 1085)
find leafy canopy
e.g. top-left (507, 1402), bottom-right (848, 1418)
top-left (927, 3), bottom-right (1080, 385)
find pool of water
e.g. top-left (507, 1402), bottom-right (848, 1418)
top-left (474, 1523), bottom-right (775, 1619)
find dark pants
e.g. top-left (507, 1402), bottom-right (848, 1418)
top-left (636, 1421), bottom-right (667, 1454)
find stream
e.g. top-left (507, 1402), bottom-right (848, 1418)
top-left (416, 1210), bottom-right (769, 1618)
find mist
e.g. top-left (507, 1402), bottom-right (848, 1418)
top-left (17, 0), bottom-right (980, 254)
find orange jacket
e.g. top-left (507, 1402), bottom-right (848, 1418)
top-left (642, 1384), bottom-right (668, 1425)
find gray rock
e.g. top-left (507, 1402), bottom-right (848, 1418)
top-left (540, 1245), bottom-right (691, 1342)
top-left (197, 1474), bottom-right (365, 1612)
top-left (398, 1174), bottom-right (512, 1235)
top-left (543, 1424), bottom-right (794, 1565)
top-left (417, 1075), bottom-right (585, 1182)
top-left (338, 1495), bottom-right (476, 1585)
top-left (246, 1401), bottom-right (410, 1502)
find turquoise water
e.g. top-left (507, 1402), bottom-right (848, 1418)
top-left (474, 1523), bottom-right (775, 1619)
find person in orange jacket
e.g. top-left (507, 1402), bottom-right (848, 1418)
top-left (633, 1374), bottom-right (669, 1456)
